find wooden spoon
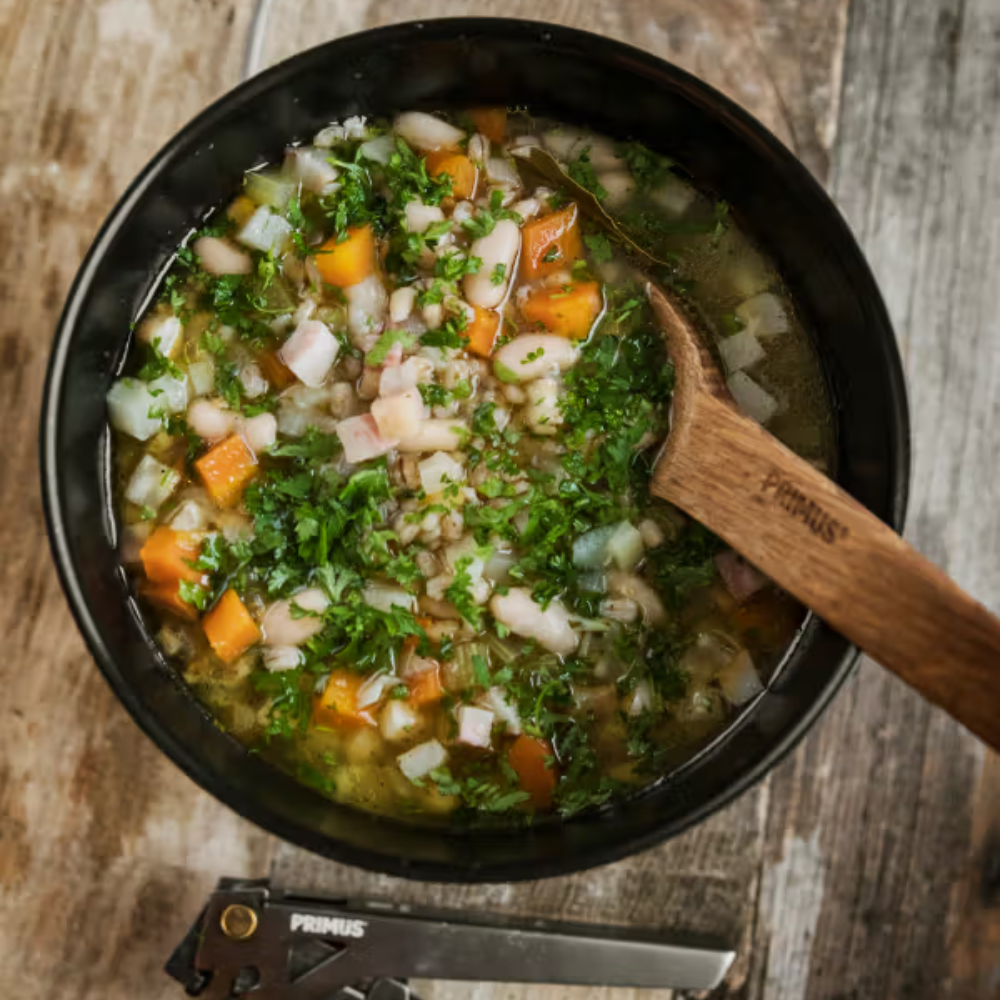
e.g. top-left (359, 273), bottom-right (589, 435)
top-left (647, 284), bottom-right (1000, 751)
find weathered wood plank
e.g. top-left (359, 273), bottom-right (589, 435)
top-left (0, 2), bottom-right (274, 998)
top-left (748, 0), bottom-right (1000, 997)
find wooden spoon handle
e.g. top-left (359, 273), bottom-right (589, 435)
top-left (652, 394), bottom-right (1000, 750)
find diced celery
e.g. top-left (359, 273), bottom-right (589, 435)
top-left (244, 170), bottom-right (296, 210)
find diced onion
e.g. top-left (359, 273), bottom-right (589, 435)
top-left (146, 374), bottom-right (187, 415)
top-left (188, 359), bottom-right (215, 397)
top-left (282, 147), bottom-right (339, 194)
top-left (138, 314), bottom-right (183, 357)
top-left (107, 378), bottom-right (162, 441)
top-left (357, 672), bottom-right (400, 709)
top-left (380, 700), bottom-right (419, 742)
top-left (169, 500), bottom-right (210, 531)
top-left (727, 372), bottom-right (779, 424)
top-left (397, 739), bottom-right (448, 781)
top-left (359, 135), bottom-right (397, 165)
top-left (736, 292), bottom-right (790, 337)
top-left (572, 525), bottom-right (617, 569)
top-left (244, 170), bottom-right (296, 209)
top-left (718, 328), bottom-right (765, 373)
top-left (573, 522), bottom-right (643, 571)
top-left (125, 454), bottom-right (180, 510)
top-left (237, 206), bottom-right (292, 254)
top-left (486, 156), bottom-right (519, 186)
top-left (477, 687), bottom-right (521, 735)
top-left (456, 705), bottom-right (494, 748)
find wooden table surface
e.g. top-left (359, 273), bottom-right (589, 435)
top-left (1, 1), bottom-right (998, 997)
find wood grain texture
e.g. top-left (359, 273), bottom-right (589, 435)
top-left (648, 284), bottom-right (1000, 751)
top-left (744, 0), bottom-right (1000, 997)
top-left (0, 2), bottom-right (275, 998)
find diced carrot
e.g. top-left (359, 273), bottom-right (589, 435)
top-left (521, 281), bottom-right (603, 340)
top-left (258, 349), bottom-right (297, 391)
top-left (313, 670), bottom-right (377, 729)
top-left (141, 581), bottom-right (200, 621)
top-left (425, 151), bottom-right (478, 200)
top-left (195, 434), bottom-right (258, 509)
top-left (140, 527), bottom-right (206, 585)
top-left (520, 204), bottom-right (583, 279)
top-left (226, 195), bottom-right (257, 228)
top-left (407, 664), bottom-right (443, 707)
top-left (468, 107), bottom-right (507, 144)
top-left (465, 306), bottom-right (501, 357)
top-left (315, 224), bottom-right (376, 287)
top-left (202, 589), bottom-right (261, 664)
top-left (507, 735), bottom-right (558, 810)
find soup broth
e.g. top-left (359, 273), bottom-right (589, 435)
top-left (109, 109), bottom-right (831, 821)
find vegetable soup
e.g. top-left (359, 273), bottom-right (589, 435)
top-left (109, 109), bottom-right (831, 821)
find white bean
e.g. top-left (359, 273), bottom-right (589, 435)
top-left (187, 398), bottom-right (236, 442)
top-left (394, 112), bottom-right (465, 151)
top-left (329, 381), bottom-right (357, 419)
top-left (493, 334), bottom-right (579, 382)
top-left (240, 412), bottom-right (277, 455)
top-left (389, 286), bottom-right (417, 323)
top-left (422, 302), bottom-right (444, 329)
top-left (193, 236), bottom-right (252, 276)
top-left (490, 588), bottom-right (579, 656)
top-left (463, 219), bottom-right (520, 308)
top-left (467, 134), bottom-right (490, 162)
top-left (263, 588), bottom-right (329, 646)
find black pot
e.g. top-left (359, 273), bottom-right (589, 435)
top-left (40, 19), bottom-right (909, 882)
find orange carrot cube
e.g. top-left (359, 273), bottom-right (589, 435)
top-left (202, 589), bottom-right (261, 664)
top-left (407, 664), bottom-right (444, 707)
top-left (520, 281), bottom-right (603, 340)
top-left (425, 151), bottom-right (478, 200)
top-left (141, 581), bottom-right (200, 621)
top-left (195, 434), bottom-right (258, 509)
top-left (314, 670), bottom-right (377, 729)
top-left (468, 107), bottom-right (507, 144)
top-left (315, 224), bottom-right (376, 287)
top-left (140, 527), bottom-right (207, 585)
top-left (507, 735), bottom-right (558, 810)
top-left (520, 204), bottom-right (583, 279)
top-left (465, 306), bottom-right (501, 357)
